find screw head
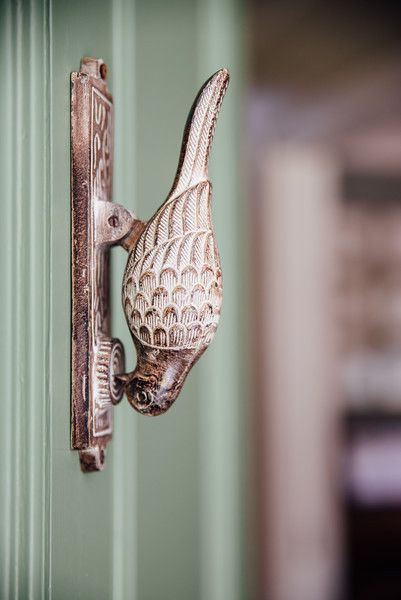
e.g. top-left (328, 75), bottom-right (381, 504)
top-left (108, 214), bottom-right (119, 228)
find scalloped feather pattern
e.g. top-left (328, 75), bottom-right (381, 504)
top-left (123, 181), bottom-right (222, 349)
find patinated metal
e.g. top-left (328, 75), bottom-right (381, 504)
top-left (71, 57), bottom-right (137, 471)
top-left (71, 58), bottom-right (229, 470)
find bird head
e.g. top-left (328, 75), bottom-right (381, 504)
top-left (117, 344), bottom-right (202, 416)
top-left (122, 371), bottom-right (172, 416)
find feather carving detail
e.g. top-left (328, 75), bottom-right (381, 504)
top-left (123, 181), bottom-right (223, 349)
top-left (120, 68), bottom-right (229, 415)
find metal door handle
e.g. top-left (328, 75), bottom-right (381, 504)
top-left (71, 57), bottom-right (229, 470)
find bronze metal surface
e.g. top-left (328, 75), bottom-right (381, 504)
top-left (71, 58), bottom-right (229, 470)
top-left (71, 57), bottom-right (132, 471)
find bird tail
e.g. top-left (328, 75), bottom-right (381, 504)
top-left (168, 68), bottom-right (230, 200)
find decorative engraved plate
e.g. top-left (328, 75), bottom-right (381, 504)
top-left (71, 57), bottom-right (124, 471)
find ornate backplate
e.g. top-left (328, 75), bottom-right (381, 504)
top-left (71, 57), bottom-right (124, 471)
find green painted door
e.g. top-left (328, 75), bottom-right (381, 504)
top-left (0, 0), bottom-right (245, 598)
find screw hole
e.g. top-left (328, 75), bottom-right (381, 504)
top-left (100, 63), bottom-right (107, 80)
top-left (108, 215), bottom-right (119, 228)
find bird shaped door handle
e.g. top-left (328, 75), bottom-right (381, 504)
top-left (71, 57), bottom-right (229, 470)
top-left (119, 67), bottom-right (229, 415)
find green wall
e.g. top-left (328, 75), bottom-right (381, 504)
top-left (0, 0), bottom-right (246, 598)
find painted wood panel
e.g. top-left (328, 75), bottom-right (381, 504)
top-left (0, 0), bottom-right (51, 596)
top-left (0, 0), bottom-right (245, 598)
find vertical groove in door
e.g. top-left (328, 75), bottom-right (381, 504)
top-left (111, 0), bottom-right (137, 597)
top-left (0, 0), bottom-right (51, 597)
top-left (13, 3), bottom-right (24, 593)
top-left (0, 0), bottom-right (16, 595)
top-left (42, 0), bottom-right (52, 595)
top-left (197, 0), bottom-right (245, 599)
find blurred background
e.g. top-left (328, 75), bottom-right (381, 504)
top-left (247, 2), bottom-right (401, 599)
